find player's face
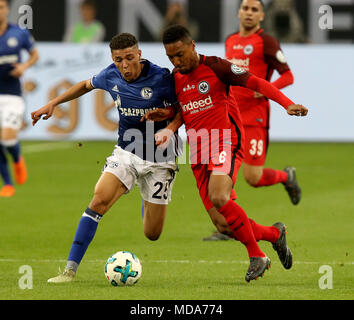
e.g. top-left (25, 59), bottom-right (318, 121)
top-left (81, 4), bottom-right (95, 23)
top-left (238, 0), bottom-right (264, 30)
top-left (164, 40), bottom-right (198, 74)
top-left (111, 46), bottom-right (143, 82)
top-left (0, 0), bottom-right (9, 23)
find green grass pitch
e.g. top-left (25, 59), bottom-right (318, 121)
top-left (0, 141), bottom-right (353, 300)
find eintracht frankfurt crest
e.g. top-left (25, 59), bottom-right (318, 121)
top-left (198, 81), bottom-right (210, 94)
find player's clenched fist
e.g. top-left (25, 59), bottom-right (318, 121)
top-left (31, 104), bottom-right (55, 126)
top-left (155, 128), bottom-right (174, 149)
top-left (286, 104), bottom-right (308, 117)
top-left (141, 107), bottom-right (175, 122)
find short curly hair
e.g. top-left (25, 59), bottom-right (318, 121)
top-left (162, 24), bottom-right (192, 45)
top-left (109, 33), bottom-right (138, 51)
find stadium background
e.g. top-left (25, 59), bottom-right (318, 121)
top-left (5, 0), bottom-right (354, 142)
top-left (1, 0), bottom-right (354, 302)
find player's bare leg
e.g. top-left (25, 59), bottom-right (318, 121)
top-left (206, 207), bottom-right (233, 237)
top-left (208, 172), bottom-right (270, 282)
top-left (242, 163), bottom-right (263, 186)
top-left (204, 163), bottom-right (285, 240)
top-left (89, 172), bottom-right (128, 215)
top-left (48, 172), bottom-right (127, 283)
top-left (204, 163), bottom-right (298, 241)
top-left (208, 172), bottom-right (233, 209)
top-left (0, 127), bottom-right (25, 197)
top-left (1, 128), bottom-right (17, 141)
top-left (6, 128), bottom-right (27, 186)
top-left (203, 205), bottom-right (234, 240)
top-left (243, 163), bottom-right (301, 204)
top-left (143, 201), bottom-right (167, 241)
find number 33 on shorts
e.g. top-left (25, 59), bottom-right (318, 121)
top-left (249, 139), bottom-right (264, 157)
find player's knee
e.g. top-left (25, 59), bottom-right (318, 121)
top-left (90, 193), bottom-right (110, 214)
top-left (1, 128), bottom-right (18, 141)
top-left (209, 193), bottom-right (229, 210)
top-left (244, 172), bottom-right (261, 187)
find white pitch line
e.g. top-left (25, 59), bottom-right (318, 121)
top-left (0, 258), bottom-right (353, 265)
top-left (22, 142), bottom-right (74, 154)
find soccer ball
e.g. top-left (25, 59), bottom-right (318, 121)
top-left (104, 251), bottom-right (142, 286)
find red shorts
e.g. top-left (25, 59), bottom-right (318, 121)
top-left (191, 147), bottom-right (242, 211)
top-left (243, 126), bottom-right (269, 166)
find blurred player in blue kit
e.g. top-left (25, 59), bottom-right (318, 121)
top-left (31, 33), bottom-right (180, 283)
top-left (0, 0), bottom-right (39, 197)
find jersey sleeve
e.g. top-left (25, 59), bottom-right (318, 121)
top-left (246, 75), bottom-right (294, 109)
top-left (204, 56), bottom-right (251, 87)
top-left (161, 70), bottom-right (179, 108)
top-left (261, 33), bottom-right (290, 74)
top-left (91, 68), bottom-right (107, 90)
top-left (21, 29), bottom-right (35, 52)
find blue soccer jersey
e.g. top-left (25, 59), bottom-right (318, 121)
top-left (91, 60), bottom-right (180, 162)
top-left (0, 23), bottom-right (35, 96)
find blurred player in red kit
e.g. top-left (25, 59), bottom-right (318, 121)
top-left (204, 0), bottom-right (301, 241)
top-left (143, 24), bottom-right (308, 282)
top-left (227, 0), bottom-right (298, 199)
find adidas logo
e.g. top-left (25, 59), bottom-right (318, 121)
top-left (112, 85), bottom-right (119, 92)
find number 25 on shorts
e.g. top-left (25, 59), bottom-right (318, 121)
top-left (152, 181), bottom-right (169, 200)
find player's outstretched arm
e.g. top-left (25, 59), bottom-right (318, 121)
top-left (254, 70), bottom-right (294, 98)
top-left (245, 75), bottom-right (308, 116)
top-left (141, 106), bottom-right (176, 122)
top-left (31, 79), bottom-right (94, 126)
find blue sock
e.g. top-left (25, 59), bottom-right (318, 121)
top-left (0, 145), bottom-right (12, 186)
top-left (141, 198), bottom-right (144, 219)
top-left (5, 142), bottom-right (21, 163)
top-left (66, 207), bottom-right (102, 272)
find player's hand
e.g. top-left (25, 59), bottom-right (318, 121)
top-left (287, 104), bottom-right (308, 117)
top-left (10, 63), bottom-right (27, 78)
top-left (141, 108), bottom-right (172, 122)
top-left (155, 128), bottom-right (174, 149)
top-left (254, 91), bottom-right (264, 98)
top-left (31, 104), bottom-right (56, 126)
